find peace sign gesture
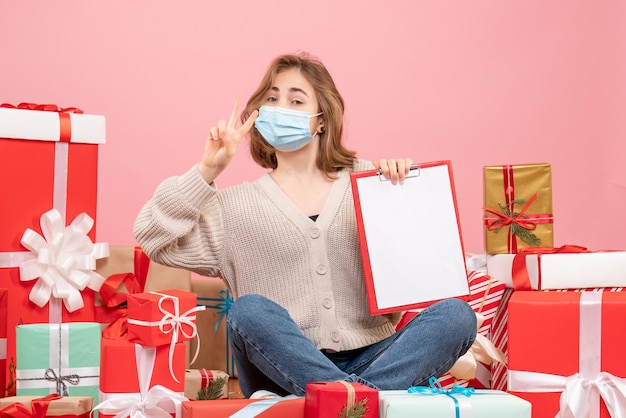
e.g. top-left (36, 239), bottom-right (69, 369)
top-left (198, 99), bottom-right (258, 183)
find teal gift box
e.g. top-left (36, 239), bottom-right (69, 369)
top-left (379, 387), bottom-right (531, 418)
top-left (15, 322), bottom-right (100, 401)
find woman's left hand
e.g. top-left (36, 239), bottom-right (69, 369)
top-left (373, 158), bottom-right (414, 185)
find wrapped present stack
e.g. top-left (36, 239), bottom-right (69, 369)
top-left (483, 162), bottom-right (626, 417)
top-left (95, 288), bottom-right (204, 417)
top-left (0, 103), bottom-right (109, 417)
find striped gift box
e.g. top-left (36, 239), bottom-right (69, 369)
top-left (396, 269), bottom-right (507, 388)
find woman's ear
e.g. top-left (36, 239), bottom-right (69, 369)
top-left (318, 119), bottom-right (325, 134)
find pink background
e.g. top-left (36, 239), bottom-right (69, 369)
top-left (2, 1), bottom-right (625, 255)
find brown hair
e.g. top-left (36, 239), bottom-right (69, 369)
top-left (242, 52), bottom-right (356, 176)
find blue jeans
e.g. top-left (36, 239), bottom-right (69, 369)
top-left (226, 294), bottom-right (476, 397)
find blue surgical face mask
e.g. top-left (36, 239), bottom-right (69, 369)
top-left (254, 106), bottom-right (323, 152)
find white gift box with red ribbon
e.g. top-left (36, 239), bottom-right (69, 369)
top-left (486, 250), bottom-right (626, 290)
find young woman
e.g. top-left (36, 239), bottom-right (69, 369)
top-left (134, 52), bottom-right (476, 398)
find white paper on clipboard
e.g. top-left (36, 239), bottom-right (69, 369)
top-left (352, 161), bottom-right (469, 314)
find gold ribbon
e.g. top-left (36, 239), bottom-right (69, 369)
top-left (336, 380), bottom-right (355, 411)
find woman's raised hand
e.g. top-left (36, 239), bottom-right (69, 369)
top-left (373, 158), bottom-right (414, 185)
top-left (198, 99), bottom-right (258, 183)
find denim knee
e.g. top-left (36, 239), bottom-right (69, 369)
top-left (436, 298), bottom-right (477, 338)
top-left (226, 293), bottom-right (287, 333)
top-left (227, 294), bottom-right (265, 327)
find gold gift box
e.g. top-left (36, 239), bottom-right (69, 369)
top-left (189, 278), bottom-right (238, 377)
top-left (184, 368), bottom-right (229, 400)
top-left (0, 395), bottom-right (93, 416)
top-left (483, 163), bottom-right (553, 254)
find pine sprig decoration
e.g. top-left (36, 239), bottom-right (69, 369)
top-left (491, 199), bottom-right (541, 246)
top-left (339, 398), bottom-right (368, 418)
top-left (196, 376), bottom-right (227, 400)
top-left (511, 223), bottom-right (541, 246)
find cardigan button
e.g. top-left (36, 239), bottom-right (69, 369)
top-left (309, 228), bottom-right (320, 239)
top-left (316, 264), bottom-right (327, 275)
top-left (331, 331), bottom-right (340, 342)
top-left (323, 298), bottom-right (332, 309)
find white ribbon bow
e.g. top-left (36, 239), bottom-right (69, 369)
top-left (92, 344), bottom-right (188, 418)
top-left (19, 208), bottom-right (109, 312)
top-left (128, 292), bottom-right (206, 382)
top-left (509, 370), bottom-right (626, 418)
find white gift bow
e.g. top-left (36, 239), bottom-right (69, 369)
top-left (508, 291), bottom-right (626, 418)
top-left (19, 208), bottom-right (109, 312)
top-left (448, 312), bottom-right (507, 382)
top-left (127, 291), bottom-right (206, 382)
top-left (92, 344), bottom-right (188, 418)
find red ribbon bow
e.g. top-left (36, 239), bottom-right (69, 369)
top-left (0, 102), bottom-right (83, 114)
top-left (99, 247), bottom-right (150, 338)
top-left (484, 192), bottom-right (540, 232)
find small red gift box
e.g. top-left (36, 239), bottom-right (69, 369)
top-left (304, 381), bottom-right (378, 418)
top-left (99, 336), bottom-right (186, 392)
top-left (507, 290), bottom-right (626, 418)
top-left (181, 398), bottom-right (305, 417)
top-left (127, 289), bottom-right (203, 347)
top-left (97, 337), bottom-right (187, 417)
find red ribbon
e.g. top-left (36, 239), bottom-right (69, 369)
top-left (200, 368), bottom-right (214, 390)
top-left (511, 245), bottom-right (590, 290)
top-left (0, 393), bottom-right (90, 418)
top-left (483, 165), bottom-right (554, 253)
top-left (99, 247), bottom-right (150, 338)
top-left (484, 192), bottom-right (541, 231)
top-left (0, 102), bottom-right (83, 143)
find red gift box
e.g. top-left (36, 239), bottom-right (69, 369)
top-left (96, 337), bottom-right (187, 417)
top-left (396, 270), bottom-right (506, 388)
top-left (304, 381), bottom-right (378, 418)
top-left (127, 289), bottom-right (203, 347)
top-left (181, 398), bottom-right (305, 417)
top-left (0, 105), bottom-right (106, 393)
top-left (507, 290), bottom-right (626, 417)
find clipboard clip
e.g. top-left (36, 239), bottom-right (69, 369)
top-left (377, 164), bottom-right (421, 181)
